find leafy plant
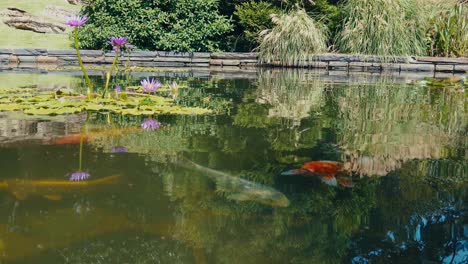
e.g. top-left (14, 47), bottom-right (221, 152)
top-left (234, 1), bottom-right (281, 48)
top-left (335, 0), bottom-right (427, 58)
top-left (258, 8), bottom-right (328, 66)
top-left (79, 0), bottom-right (232, 52)
top-left (427, 2), bottom-right (468, 57)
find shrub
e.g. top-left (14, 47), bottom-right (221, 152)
top-left (258, 8), bottom-right (328, 66)
top-left (427, 2), bottom-right (468, 57)
top-left (234, 1), bottom-right (281, 48)
top-left (335, 0), bottom-right (427, 58)
top-left (78, 0), bottom-right (232, 52)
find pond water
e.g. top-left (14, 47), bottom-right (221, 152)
top-left (0, 69), bottom-right (466, 263)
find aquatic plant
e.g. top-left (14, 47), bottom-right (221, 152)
top-left (67, 16), bottom-right (93, 99)
top-left (66, 16), bottom-right (88, 28)
top-left (109, 37), bottom-right (128, 52)
top-left (141, 78), bottom-right (161, 93)
top-left (111, 146), bottom-right (129, 153)
top-left (335, 0), bottom-right (426, 59)
top-left (0, 87), bottom-right (212, 116)
top-left (141, 118), bottom-right (161, 130)
top-left (68, 113), bottom-right (91, 182)
top-left (258, 8), bottom-right (328, 66)
top-left (104, 37), bottom-right (130, 98)
top-left (169, 81), bottom-right (179, 100)
top-left (69, 171), bottom-right (91, 181)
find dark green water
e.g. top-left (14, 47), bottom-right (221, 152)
top-left (0, 69), bottom-right (466, 263)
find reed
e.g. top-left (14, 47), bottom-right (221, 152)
top-left (427, 2), bottom-right (468, 57)
top-left (335, 0), bottom-right (427, 59)
top-left (258, 8), bottom-right (328, 66)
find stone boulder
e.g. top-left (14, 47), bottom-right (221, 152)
top-left (44, 5), bottom-right (78, 19)
top-left (1, 7), bottom-right (66, 34)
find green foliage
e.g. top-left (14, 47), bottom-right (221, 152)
top-left (79, 0), bottom-right (232, 52)
top-left (234, 1), bottom-right (281, 48)
top-left (258, 8), bottom-right (328, 65)
top-left (335, 0), bottom-right (427, 58)
top-left (427, 3), bottom-right (468, 57)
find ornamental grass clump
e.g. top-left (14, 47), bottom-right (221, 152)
top-left (258, 8), bottom-right (328, 66)
top-left (335, 0), bottom-right (427, 59)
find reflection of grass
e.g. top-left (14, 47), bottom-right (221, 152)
top-left (0, 0), bottom-right (78, 48)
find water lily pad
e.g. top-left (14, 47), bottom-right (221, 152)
top-left (0, 87), bottom-right (212, 116)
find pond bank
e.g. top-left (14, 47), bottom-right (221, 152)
top-left (0, 48), bottom-right (467, 74)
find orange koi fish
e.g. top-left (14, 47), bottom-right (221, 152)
top-left (282, 160), bottom-right (354, 188)
top-left (45, 134), bottom-right (89, 145)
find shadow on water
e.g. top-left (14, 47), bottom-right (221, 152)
top-left (0, 68), bottom-right (466, 263)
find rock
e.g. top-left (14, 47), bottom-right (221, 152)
top-left (67, 0), bottom-right (82, 5)
top-left (4, 17), bottom-right (66, 34)
top-left (1, 7), bottom-right (67, 34)
top-left (44, 5), bottom-right (78, 19)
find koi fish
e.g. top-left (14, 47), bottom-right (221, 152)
top-left (0, 175), bottom-right (122, 201)
top-left (178, 158), bottom-right (290, 207)
top-left (44, 134), bottom-right (89, 145)
top-left (282, 160), bottom-right (354, 188)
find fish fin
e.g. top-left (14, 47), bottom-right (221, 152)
top-left (226, 193), bottom-right (250, 202)
top-left (12, 191), bottom-right (27, 200)
top-left (43, 194), bottom-right (63, 201)
top-left (337, 177), bottom-right (354, 188)
top-left (320, 176), bottom-right (338, 187)
top-left (281, 169), bottom-right (309, 176)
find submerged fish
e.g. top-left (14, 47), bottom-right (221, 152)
top-left (0, 175), bottom-right (122, 201)
top-left (178, 159), bottom-right (290, 207)
top-left (43, 127), bottom-right (140, 145)
top-left (282, 160), bottom-right (354, 188)
top-left (44, 134), bottom-right (89, 145)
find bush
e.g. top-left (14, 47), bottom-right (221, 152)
top-left (234, 1), bottom-right (281, 49)
top-left (78, 0), bottom-right (232, 52)
top-left (258, 8), bottom-right (328, 66)
top-left (335, 0), bottom-right (427, 58)
top-left (427, 3), bottom-right (468, 57)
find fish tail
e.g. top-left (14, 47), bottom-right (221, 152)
top-left (320, 175), bottom-right (338, 186)
top-left (337, 177), bottom-right (354, 188)
top-left (281, 169), bottom-right (309, 176)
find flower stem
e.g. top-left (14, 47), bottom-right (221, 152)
top-left (74, 28), bottom-right (93, 100)
top-left (78, 113), bottom-right (89, 170)
top-left (103, 52), bottom-right (119, 98)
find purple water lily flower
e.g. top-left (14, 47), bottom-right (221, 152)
top-left (141, 78), bottom-right (161, 93)
top-left (66, 16), bottom-right (88, 28)
top-left (114, 85), bottom-right (122, 93)
top-left (125, 44), bottom-right (134, 50)
top-left (109, 37), bottom-right (128, 52)
top-left (69, 171), bottom-right (91, 181)
top-left (112, 146), bottom-right (128, 153)
top-left (141, 118), bottom-right (161, 130)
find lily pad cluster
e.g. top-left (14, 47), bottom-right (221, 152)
top-left (0, 87), bottom-right (212, 116)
